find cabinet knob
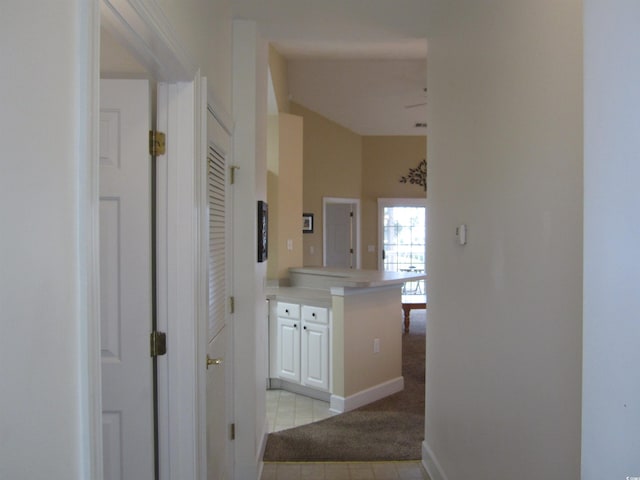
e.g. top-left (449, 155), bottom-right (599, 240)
top-left (294, 323), bottom-right (297, 328)
top-left (285, 309), bottom-right (289, 314)
top-left (303, 325), bottom-right (307, 330)
top-left (312, 312), bottom-right (316, 317)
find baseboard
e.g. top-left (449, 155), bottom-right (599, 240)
top-left (329, 376), bottom-right (404, 413)
top-left (268, 378), bottom-right (331, 402)
top-left (422, 440), bottom-right (448, 480)
top-left (257, 418), bottom-right (269, 478)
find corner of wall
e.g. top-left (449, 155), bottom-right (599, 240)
top-left (268, 45), bottom-right (290, 113)
top-left (422, 441), bottom-right (448, 480)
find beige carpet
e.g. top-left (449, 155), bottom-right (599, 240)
top-left (263, 311), bottom-right (426, 462)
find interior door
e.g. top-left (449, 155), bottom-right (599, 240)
top-left (324, 202), bottom-right (355, 268)
top-left (205, 112), bottom-right (234, 479)
top-left (100, 79), bottom-right (154, 479)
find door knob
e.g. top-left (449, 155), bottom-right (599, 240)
top-left (206, 355), bottom-right (223, 369)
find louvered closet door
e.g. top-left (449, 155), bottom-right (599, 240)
top-left (208, 145), bottom-right (226, 341)
top-left (205, 128), bottom-right (233, 480)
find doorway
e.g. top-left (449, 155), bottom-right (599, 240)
top-left (98, 6), bottom-right (234, 479)
top-left (378, 198), bottom-right (427, 296)
top-left (323, 197), bottom-right (361, 269)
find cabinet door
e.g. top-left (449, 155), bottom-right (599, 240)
top-left (301, 322), bottom-right (329, 391)
top-left (277, 317), bottom-right (301, 383)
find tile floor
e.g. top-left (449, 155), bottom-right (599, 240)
top-left (262, 389), bottom-right (431, 480)
top-left (266, 389), bottom-right (336, 432)
top-left (261, 461), bottom-right (429, 480)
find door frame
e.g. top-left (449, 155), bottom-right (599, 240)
top-left (322, 197), bottom-right (361, 269)
top-left (86, 1), bottom-right (234, 479)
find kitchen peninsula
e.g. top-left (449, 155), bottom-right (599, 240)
top-left (267, 267), bottom-right (425, 413)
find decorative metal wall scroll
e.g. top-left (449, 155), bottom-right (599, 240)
top-left (399, 159), bottom-right (427, 192)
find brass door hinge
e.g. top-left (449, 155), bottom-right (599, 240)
top-left (150, 331), bottom-right (167, 357)
top-left (149, 130), bottom-right (166, 156)
top-left (229, 166), bottom-right (240, 185)
top-left (229, 296), bottom-right (235, 314)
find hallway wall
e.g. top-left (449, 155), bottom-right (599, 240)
top-left (2, 3), bottom-right (87, 478)
top-left (424, 2), bottom-right (583, 479)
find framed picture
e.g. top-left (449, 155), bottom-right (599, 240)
top-left (257, 201), bottom-right (268, 262)
top-left (303, 213), bottom-right (314, 233)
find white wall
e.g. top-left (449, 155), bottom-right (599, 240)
top-left (583, 1), bottom-right (640, 478)
top-left (156, 0), bottom-right (232, 112)
top-left (0, 2), bottom-right (91, 478)
top-left (424, 2), bottom-right (583, 479)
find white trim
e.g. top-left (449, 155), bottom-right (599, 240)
top-left (102, 0), bottom-right (234, 134)
top-left (195, 73), bottom-right (209, 480)
top-left (377, 197), bottom-right (427, 271)
top-left (165, 80), bottom-right (200, 480)
top-left (101, 0), bottom-right (196, 81)
top-left (322, 197), bottom-right (362, 269)
top-left (79, 1), bottom-right (102, 478)
top-left (155, 82), bottom-right (171, 480)
top-left (422, 441), bottom-right (449, 480)
top-left (329, 376), bottom-right (404, 413)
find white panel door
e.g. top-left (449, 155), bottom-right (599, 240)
top-left (100, 79), bottom-right (154, 480)
top-left (325, 202), bottom-right (354, 268)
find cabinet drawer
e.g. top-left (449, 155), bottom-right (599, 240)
top-left (277, 302), bottom-right (300, 319)
top-left (301, 305), bottom-right (328, 324)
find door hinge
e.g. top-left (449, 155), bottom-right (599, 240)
top-left (149, 130), bottom-right (166, 156)
top-left (350, 248), bottom-right (354, 254)
top-left (230, 423), bottom-right (236, 440)
top-left (229, 166), bottom-right (240, 185)
top-left (230, 296), bottom-right (235, 314)
top-left (350, 211), bottom-right (354, 217)
top-left (150, 331), bottom-right (167, 357)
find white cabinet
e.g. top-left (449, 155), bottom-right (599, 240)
top-left (301, 306), bottom-right (329, 391)
top-left (273, 302), bottom-right (330, 392)
top-left (277, 316), bottom-right (301, 383)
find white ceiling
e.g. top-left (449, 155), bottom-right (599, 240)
top-left (233, 0), bottom-right (428, 136)
top-left (288, 59), bottom-right (426, 136)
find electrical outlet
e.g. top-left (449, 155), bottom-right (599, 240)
top-left (373, 338), bottom-right (380, 353)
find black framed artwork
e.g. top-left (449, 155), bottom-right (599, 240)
top-left (303, 213), bottom-right (314, 233)
top-left (257, 201), bottom-right (268, 262)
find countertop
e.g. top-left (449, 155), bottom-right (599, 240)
top-left (265, 286), bottom-right (332, 307)
top-left (288, 267), bottom-right (426, 288)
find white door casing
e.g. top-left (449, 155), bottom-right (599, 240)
top-left (100, 79), bottom-right (154, 480)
